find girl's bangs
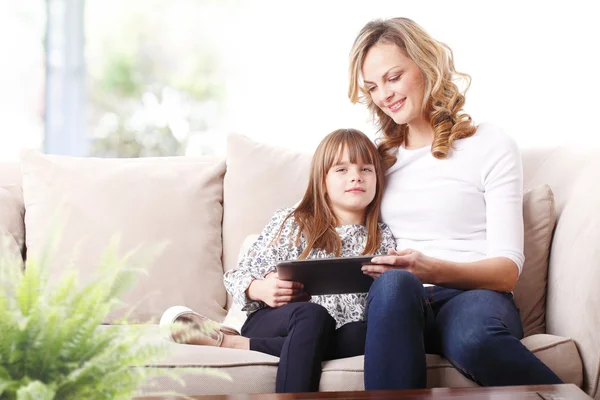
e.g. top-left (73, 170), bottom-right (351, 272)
top-left (330, 136), bottom-right (376, 167)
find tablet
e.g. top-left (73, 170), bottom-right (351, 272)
top-left (276, 256), bottom-right (376, 295)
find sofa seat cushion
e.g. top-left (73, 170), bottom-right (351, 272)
top-left (320, 334), bottom-right (582, 391)
top-left (130, 324), bottom-right (582, 396)
top-left (123, 324), bottom-right (279, 396)
top-left (520, 334), bottom-right (583, 387)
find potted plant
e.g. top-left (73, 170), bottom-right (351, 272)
top-left (0, 234), bottom-right (228, 399)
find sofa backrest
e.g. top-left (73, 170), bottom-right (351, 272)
top-left (522, 145), bottom-right (600, 396)
top-left (1, 140), bottom-right (598, 328)
top-left (1, 154), bottom-right (229, 325)
top-left (222, 136), bottom-right (597, 277)
top-left (0, 162), bottom-right (23, 190)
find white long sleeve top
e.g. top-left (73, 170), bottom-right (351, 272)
top-left (380, 123), bottom-right (525, 275)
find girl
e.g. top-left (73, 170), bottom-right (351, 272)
top-left (174, 128), bottom-right (395, 393)
top-left (348, 17), bottom-right (562, 389)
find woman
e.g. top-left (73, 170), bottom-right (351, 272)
top-left (348, 17), bottom-right (562, 389)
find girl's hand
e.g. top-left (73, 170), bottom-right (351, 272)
top-left (361, 248), bottom-right (435, 283)
top-left (248, 272), bottom-right (311, 308)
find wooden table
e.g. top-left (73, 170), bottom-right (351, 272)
top-left (136, 383), bottom-right (590, 399)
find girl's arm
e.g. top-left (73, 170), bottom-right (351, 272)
top-left (375, 223), bottom-right (397, 256)
top-left (223, 208), bottom-right (300, 311)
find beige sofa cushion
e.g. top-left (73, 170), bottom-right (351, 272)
top-left (0, 162), bottom-right (23, 195)
top-left (132, 323), bottom-right (580, 395)
top-left (514, 185), bottom-right (556, 337)
top-left (544, 156), bottom-right (600, 398)
top-left (21, 151), bottom-right (227, 323)
top-left (0, 187), bottom-right (25, 265)
top-left (222, 134), bottom-right (312, 279)
top-left (0, 162), bottom-right (25, 262)
top-left (319, 334), bottom-right (581, 391)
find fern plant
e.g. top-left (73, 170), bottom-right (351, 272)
top-left (0, 232), bottom-right (229, 400)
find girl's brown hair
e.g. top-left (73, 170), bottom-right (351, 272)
top-left (281, 128), bottom-right (385, 259)
top-left (348, 17), bottom-right (476, 168)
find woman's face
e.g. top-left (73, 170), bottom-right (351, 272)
top-left (361, 42), bottom-right (427, 127)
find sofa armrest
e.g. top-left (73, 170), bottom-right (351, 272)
top-left (0, 187), bottom-right (25, 264)
top-left (545, 160), bottom-right (600, 399)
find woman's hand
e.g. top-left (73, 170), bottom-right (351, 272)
top-left (362, 248), bottom-right (436, 283)
top-left (247, 272), bottom-right (311, 308)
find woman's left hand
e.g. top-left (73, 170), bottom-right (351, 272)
top-left (362, 248), bottom-right (436, 283)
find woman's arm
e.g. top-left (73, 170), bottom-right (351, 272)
top-left (480, 128), bottom-right (525, 278)
top-left (365, 128), bottom-right (524, 292)
top-left (365, 250), bottom-right (519, 292)
top-left (435, 128), bottom-right (524, 292)
top-left (434, 256), bottom-right (519, 292)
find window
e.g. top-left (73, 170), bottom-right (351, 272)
top-left (85, 0), bottom-right (237, 157)
top-left (3, 1), bottom-right (598, 161)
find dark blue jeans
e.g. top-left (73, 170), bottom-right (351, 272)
top-left (364, 269), bottom-right (563, 390)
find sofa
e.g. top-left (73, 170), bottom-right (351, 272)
top-left (0, 133), bottom-right (598, 398)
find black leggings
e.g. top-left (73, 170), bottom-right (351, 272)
top-left (241, 302), bottom-right (366, 393)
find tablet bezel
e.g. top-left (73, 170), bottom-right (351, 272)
top-left (275, 255), bottom-right (376, 295)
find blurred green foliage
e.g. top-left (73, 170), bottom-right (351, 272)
top-left (86, 0), bottom-right (232, 157)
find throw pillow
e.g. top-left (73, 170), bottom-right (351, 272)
top-left (21, 150), bottom-right (228, 324)
top-left (514, 184), bottom-right (556, 336)
top-left (222, 134), bottom-right (312, 277)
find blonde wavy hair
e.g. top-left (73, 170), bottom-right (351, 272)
top-left (348, 17), bottom-right (476, 168)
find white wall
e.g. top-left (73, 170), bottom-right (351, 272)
top-left (217, 0), bottom-right (600, 153)
top-left (1, 0), bottom-right (598, 160)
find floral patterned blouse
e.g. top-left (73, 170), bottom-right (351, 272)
top-left (223, 207), bottom-right (396, 329)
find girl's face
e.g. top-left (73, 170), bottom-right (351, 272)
top-left (324, 148), bottom-right (377, 225)
top-left (361, 42), bottom-right (427, 127)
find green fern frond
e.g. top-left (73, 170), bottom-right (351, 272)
top-left (0, 229), bottom-right (228, 400)
top-left (15, 380), bottom-right (56, 400)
